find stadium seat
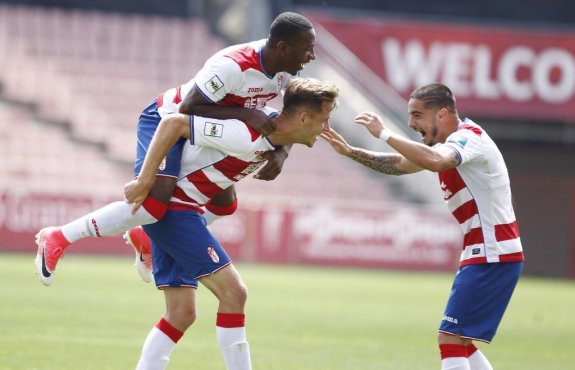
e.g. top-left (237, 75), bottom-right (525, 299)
top-left (0, 4), bottom-right (393, 204)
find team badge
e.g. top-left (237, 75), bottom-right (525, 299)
top-left (159, 157), bottom-right (166, 171)
top-left (204, 122), bottom-right (223, 137)
top-left (205, 75), bottom-right (224, 94)
top-left (207, 247), bottom-right (220, 263)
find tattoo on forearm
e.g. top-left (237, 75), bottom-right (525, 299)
top-left (348, 149), bottom-right (406, 175)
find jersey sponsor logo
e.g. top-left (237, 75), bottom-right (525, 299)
top-left (205, 75), bottom-right (224, 94)
top-left (233, 162), bottom-right (264, 181)
top-left (472, 247), bottom-right (481, 255)
top-left (204, 122), bottom-right (223, 138)
top-left (243, 97), bottom-right (268, 109)
top-left (448, 134), bottom-right (468, 149)
top-left (207, 246), bottom-right (220, 263)
top-left (247, 87), bottom-right (264, 93)
top-left (254, 150), bottom-right (268, 159)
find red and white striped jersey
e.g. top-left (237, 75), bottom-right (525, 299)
top-left (169, 111), bottom-right (277, 211)
top-left (156, 39), bottom-right (292, 116)
top-left (438, 118), bottom-right (524, 267)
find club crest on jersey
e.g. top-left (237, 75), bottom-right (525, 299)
top-left (159, 157), bottom-right (166, 171)
top-left (205, 75), bottom-right (224, 94)
top-left (204, 122), bottom-right (223, 137)
top-left (207, 246), bottom-right (220, 263)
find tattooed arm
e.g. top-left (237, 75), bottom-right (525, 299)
top-left (346, 149), bottom-right (411, 175)
top-left (354, 111), bottom-right (460, 172)
top-left (321, 129), bottom-right (423, 175)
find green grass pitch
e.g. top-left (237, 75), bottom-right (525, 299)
top-left (0, 253), bottom-right (573, 369)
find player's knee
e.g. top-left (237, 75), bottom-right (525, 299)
top-left (220, 281), bottom-right (248, 310)
top-left (437, 332), bottom-right (464, 345)
top-left (168, 305), bottom-right (197, 329)
top-left (437, 332), bottom-right (448, 344)
top-left (235, 281), bottom-right (248, 306)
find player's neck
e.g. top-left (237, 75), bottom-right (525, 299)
top-left (266, 115), bottom-right (291, 146)
top-left (261, 45), bottom-right (281, 75)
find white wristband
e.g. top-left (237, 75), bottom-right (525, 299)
top-left (378, 129), bottom-right (394, 142)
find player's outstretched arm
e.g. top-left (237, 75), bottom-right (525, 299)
top-left (321, 128), bottom-right (352, 155)
top-left (354, 111), bottom-right (457, 173)
top-left (355, 111), bottom-right (387, 138)
top-left (322, 128), bottom-right (421, 176)
top-left (124, 114), bottom-right (190, 209)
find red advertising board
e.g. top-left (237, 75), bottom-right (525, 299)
top-left (211, 202), bottom-right (463, 271)
top-left (1, 192), bottom-right (463, 272)
top-left (310, 13), bottom-right (575, 122)
top-left (0, 192), bottom-right (127, 254)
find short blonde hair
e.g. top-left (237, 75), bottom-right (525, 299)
top-left (282, 77), bottom-right (339, 115)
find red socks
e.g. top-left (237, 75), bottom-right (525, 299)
top-left (156, 318), bottom-right (183, 343)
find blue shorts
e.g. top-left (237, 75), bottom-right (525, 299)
top-left (134, 100), bottom-right (187, 178)
top-left (439, 262), bottom-right (523, 343)
top-left (142, 210), bottom-right (232, 289)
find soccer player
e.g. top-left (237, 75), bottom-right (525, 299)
top-left (129, 77), bottom-right (338, 370)
top-left (322, 83), bottom-right (523, 370)
top-left (34, 12), bottom-right (316, 286)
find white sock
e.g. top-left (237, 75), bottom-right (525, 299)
top-left (442, 357), bottom-right (471, 370)
top-left (216, 313), bottom-right (251, 370)
top-left (468, 349), bottom-right (493, 370)
top-left (136, 319), bottom-right (183, 370)
top-left (216, 327), bottom-right (251, 370)
top-left (60, 201), bottom-right (157, 242)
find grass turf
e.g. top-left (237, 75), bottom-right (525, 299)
top-left (0, 253), bottom-right (573, 369)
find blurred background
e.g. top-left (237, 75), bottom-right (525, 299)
top-left (0, 0), bottom-right (574, 279)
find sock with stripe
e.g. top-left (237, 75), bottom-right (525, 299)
top-left (216, 313), bottom-right (252, 370)
top-left (60, 197), bottom-right (166, 243)
top-left (136, 318), bottom-right (183, 370)
top-left (466, 343), bottom-right (493, 370)
top-left (440, 344), bottom-right (470, 370)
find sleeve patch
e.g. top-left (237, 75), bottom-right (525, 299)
top-left (204, 122), bottom-right (224, 138)
top-left (447, 134), bottom-right (468, 149)
top-left (204, 75), bottom-right (224, 94)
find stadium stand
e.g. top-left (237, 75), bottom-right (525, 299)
top-left (0, 4), bottom-right (395, 203)
top-left (0, 5), bottom-right (224, 164)
top-left (0, 101), bottom-right (129, 196)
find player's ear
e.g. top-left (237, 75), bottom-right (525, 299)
top-left (435, 108), bottom-right (447, 119)
top-left (298, 111), bottom-right (308, 126)
top-left (437, 107), bottom-right (448, 120)
top-left (277, 40), bottom-right (289, 54)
